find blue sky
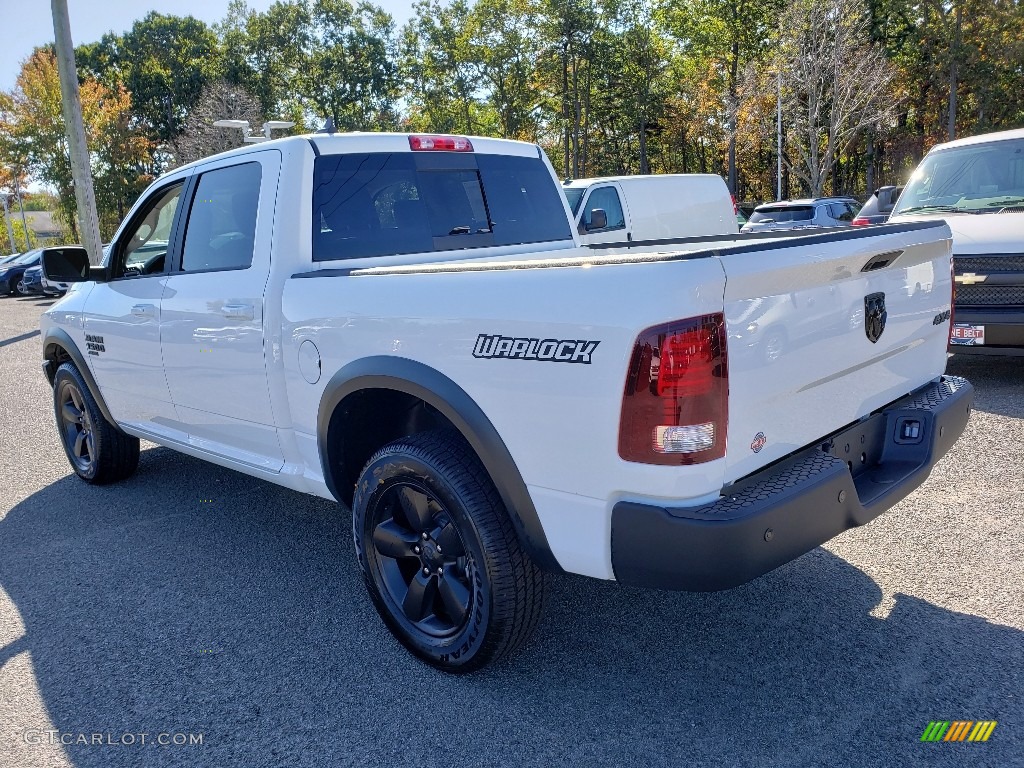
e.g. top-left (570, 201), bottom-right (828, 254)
top-left (0, 0), bottom-right (416, 92)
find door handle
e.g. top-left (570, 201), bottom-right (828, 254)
top-left (221, 303), bottom-right (254, 320)
top-left (130, 303), bottom-right (157, 318)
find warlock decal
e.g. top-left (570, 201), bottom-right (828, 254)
top-left (473, 334), bottom-right (600, 364)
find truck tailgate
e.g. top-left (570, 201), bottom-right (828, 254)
top-left (719, 222), bottom-right (953, 484)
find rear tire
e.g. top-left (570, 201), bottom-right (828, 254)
top-left (352, 430), bottom-right (543, 673)
top-left (53, 362), bottom-right (140, 484)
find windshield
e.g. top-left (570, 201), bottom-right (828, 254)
top-left (749, 206), bottom-right (814, 223)
top-left (13, 249), bottom-right (41, 264)
top-left (562, 187), bottom-right (585, 216)
top-left (892, 137), bottom-right (1024, 216)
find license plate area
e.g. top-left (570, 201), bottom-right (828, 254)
top-left (821, 413), bottom-right (888, 481)
top-left (950, 324), bottom-right (985, 345)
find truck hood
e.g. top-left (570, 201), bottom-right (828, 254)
top-left (888, 211), bottom-right (1024, 254)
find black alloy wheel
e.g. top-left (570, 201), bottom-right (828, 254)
top-left (58, 379), bottom-right (96, 474)
top-left (353, 430), bottom-right (543, 673)
top-left (52, 362), bottom-right (140, 484)
top-left (369, 480), bottom-right (474, 638)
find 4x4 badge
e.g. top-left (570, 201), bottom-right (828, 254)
top-left (864, 292), bottom-right (887, 343)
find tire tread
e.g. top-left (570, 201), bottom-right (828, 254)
top-left (355, 429), bottom-right (543, 671)
top-left (54, 362), bottom-right (140, 484)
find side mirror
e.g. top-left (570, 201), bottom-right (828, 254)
top-left (587, 208), bottom-right (608, 231)
top-left (41, 247), bottom-right (105, 283)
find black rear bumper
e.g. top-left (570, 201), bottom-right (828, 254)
top-left (611, 376), bottom-right (974, 591)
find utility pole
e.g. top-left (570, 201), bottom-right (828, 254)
top-left (776, 71), bottom-right (783, 202)
top-left (50, 0), bottom-right (104, 265)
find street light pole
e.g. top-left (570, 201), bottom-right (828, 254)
top-left (50, 0), bottom-right (104, 265)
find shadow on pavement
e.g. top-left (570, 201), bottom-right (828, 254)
top-left (946, 354), bottom-right (1024, 419)
top-left (0, 329), bottom-right (41, 349)
top-left (0, 447), bottom-right (1019, 767)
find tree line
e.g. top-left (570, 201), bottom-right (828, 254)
top-left (1, 0), bottom-right (1023, 241)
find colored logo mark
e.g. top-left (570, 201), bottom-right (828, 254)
top-left (920, 721), bottom-right (997, 742)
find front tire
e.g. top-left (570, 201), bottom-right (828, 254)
top-left (352, 430), bottom-right (543, 673)
top-left (53, 362), bottom-right (140, 484)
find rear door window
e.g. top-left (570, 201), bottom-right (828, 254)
top-left (180, 162), bottom-right (262, 272)
top-left (826, 203), bottom-right (856, 222)
top-left (312, 152), bottom-right (572, 261)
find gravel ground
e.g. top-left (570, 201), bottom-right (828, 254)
top-left (0, 294), bottom-right (1021, 768)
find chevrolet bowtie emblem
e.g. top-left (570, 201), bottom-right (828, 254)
top-left (955, 272), bottom-right (987, 285)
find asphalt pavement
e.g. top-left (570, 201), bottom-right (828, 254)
top-left (0, 294), bottom-right (1021, 768)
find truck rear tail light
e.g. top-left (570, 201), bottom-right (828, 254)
top-left (408, 135), bottom-right (474, 152)
top-left (619, 314), bottom-right (728, 465)
top-left (948, 254), bottom-right (956, 346)
top-left (851, 216), bottom-right (870, 226)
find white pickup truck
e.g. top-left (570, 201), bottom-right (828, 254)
top-left (40, 132), bottom-right (972, 672)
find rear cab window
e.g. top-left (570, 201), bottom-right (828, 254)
top-left (312, 151), bottom-right (572, 261)
top-left (749, 206), bottom-right (814, 223)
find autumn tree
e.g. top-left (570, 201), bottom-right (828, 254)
top-left (3, 49), bottom-right (151, 240)
top-left (171, 81), bottom-right (264, 167)
top-left (661, 0), bottom-right (785, 193)
top-left (777, 0), bottom-right (898, 196)
top-left (538, 0), bottom-right (601, 177)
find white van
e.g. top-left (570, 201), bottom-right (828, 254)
top-left (562, 174), bottom-right (738, 246)
top-left (888, 127), bottom-right (1024, 354)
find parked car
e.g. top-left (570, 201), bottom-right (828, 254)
top-left (889, 127), bottom-right (1024, 354)
top-left (0, 249), bottom-right (41, 295)
top-left (40, 269), bottom-right (70, 295)
top-left (741, 197), bottom-right (861, 232)
top-left (562, 174), bottom-right (738, 246)
top-left (20, 264), bottom-right (45, 294)
top-left (41, 131), bottom-right (969, 672)
top-left (852, 186), bottom-right (904, 226)
top-left (0, 252), bottom-right (25, 266)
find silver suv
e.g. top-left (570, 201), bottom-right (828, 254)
top-left (741, 197), bottom-right (861, 232)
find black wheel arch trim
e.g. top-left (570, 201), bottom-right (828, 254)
top-left (42, 327), bottom-right (117, 426)
top-left (317, 355), bottom-right (564, 573)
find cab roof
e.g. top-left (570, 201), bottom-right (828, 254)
top-left (929, 126), bottom-right (1024, 153)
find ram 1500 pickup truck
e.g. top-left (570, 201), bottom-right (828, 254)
top-left (40, 132), bottom-right (973, 672)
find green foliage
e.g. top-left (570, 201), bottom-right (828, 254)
top-left (18, 192), bottom-right (58, 212)
top-left (84, 13), bottom-right (221, 144)
top-left (4, 0), bottom-right (1024, 242)
top-left (242, 0), bottom-right (401, 131)
top-left (0, 216), bottom-right (38, 253)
